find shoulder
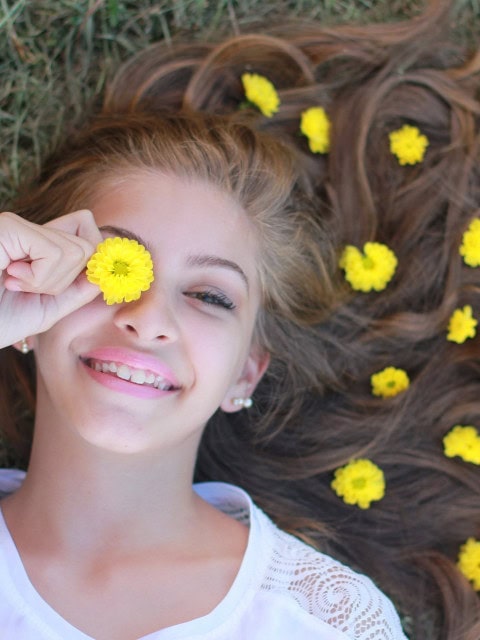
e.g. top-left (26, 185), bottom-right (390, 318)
top-left (254, 505), bottom-right (408, 640)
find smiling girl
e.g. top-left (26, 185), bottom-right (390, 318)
top-left (1, 1), bottom-right (480, 639)
top-left (0, 110), bottom-right (406, 639)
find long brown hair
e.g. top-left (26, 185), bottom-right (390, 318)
top-left (3, 1), bottom-right (480, 637)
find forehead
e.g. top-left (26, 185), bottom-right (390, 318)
top-left (90, 170), bottom-right (250, 232)
top-left (89, 170), bottom-right (262, 283)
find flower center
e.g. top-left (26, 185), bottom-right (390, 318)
top-left (362, 256), bottom-right (375, 270)
top-left (352, 477), bottom-right (367, 489)
top-left (112, 260), bottom-right (130, 276)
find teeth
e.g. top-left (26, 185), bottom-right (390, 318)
top-left (117, 364), bottom-right (131, 381)
top-left (155, 376), bottom-right (170, 391)
top-left (88, 359), bottom-right (173, 390)
top-left (131, 369), bottom-right (146, 384)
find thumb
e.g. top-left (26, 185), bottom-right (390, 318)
top-left (41, 274), bottom-right (102, 333)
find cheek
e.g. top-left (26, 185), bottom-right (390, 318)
top-left (188, 326), bottom-right (249, 382)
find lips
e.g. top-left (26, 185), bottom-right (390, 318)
top-left (80, 347), bottom-right (181, 395)
top-left (83, 359), bottom-right (176, 390)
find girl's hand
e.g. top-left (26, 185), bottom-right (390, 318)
top-left (0, 210), bottom-right (103, 349)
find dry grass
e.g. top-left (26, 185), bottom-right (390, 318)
top-left (0, 0), bottom-right (478, 204)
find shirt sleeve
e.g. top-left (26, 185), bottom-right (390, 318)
top-left (0, 469), bottom-right (26, 499)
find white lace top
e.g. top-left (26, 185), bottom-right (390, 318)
top-left (0, 469), bottom-right (407, 639)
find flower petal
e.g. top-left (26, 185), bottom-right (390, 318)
top-left (331, 459), bottom-right (385, 509)
top-left (241, 73), bottom-right (280, 117)
top-left (86, 237), bottom-right (154, 305)
top-left (389, 124), bottom-right (429, 165)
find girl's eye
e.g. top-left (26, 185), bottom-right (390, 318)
top-left (186, 290), bottom-right (236, 310)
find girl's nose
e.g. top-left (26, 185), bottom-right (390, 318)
top-left (112, 284), bottom-right (179, 343)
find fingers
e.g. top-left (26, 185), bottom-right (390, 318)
top-left (0, 210), bottom-right (105, 348)
top-left (1, 210), bottom-right (102, 295)
top-left (42, 272), bottom-right (102, 328)
top-left (0, 211), bottom-right (28, 271)
top-left (44, 209), bottom-right (103, 249)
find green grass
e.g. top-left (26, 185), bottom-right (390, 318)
top-left (0, 0), bottom-right (478, 205)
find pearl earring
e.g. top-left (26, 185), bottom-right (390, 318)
top-left (20, 339), bottom-right (30, 354)
top-left (232, 397), bottom-right (253, 409)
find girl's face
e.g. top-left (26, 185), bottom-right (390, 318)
top-left (32, 171), bottom-right (269, 456)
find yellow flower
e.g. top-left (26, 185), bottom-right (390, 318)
top-left (447, 305), bottom-right (477, 344)
top-left (371, 366), bottom-right (410, 398)
top-left (241, 73), bottom-right (280, 117)
top-left (460, 218), bottom-right (480, 267)
top-left (331, 459), bottom-right (385, 509)
top-left (300, 106), bottom-right (331, 154)
top-left (443, 425), bottom-right (480, 465)
top-left (389, 124), bottom-right (429, 165)
top-left (86, 237), bottom-right (154, 305)
top-left (458, 538), bottom-right (480, 591)
top-left (339, 242), bottom-right (398, 292)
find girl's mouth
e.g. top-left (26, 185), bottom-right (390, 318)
top-left (81, 358), bottom-right (177, 391)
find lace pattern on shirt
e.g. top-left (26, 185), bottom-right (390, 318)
top-left (222, 500), bottom-right (404, 640)
top-left (263, 526), bottom-right (404, 639)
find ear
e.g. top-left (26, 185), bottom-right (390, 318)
top-left (220, 344), bottom-right (270, 413)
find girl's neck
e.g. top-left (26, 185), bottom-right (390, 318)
top-left (3, 420), bottom-right (204, 555)
top-left (0, 434), bottom-right (249, 640)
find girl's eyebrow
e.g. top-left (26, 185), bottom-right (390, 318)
top-left (186, 254), bottom-right (249, 291)
top-left (99, 225), bottom-right (153, 253)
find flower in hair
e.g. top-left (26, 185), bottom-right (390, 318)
top-left (300, 107), bottom-right (331, 154)
top-left (457, 538), bottom-right (480, 591)
top-left (389, 124), bottom-right (429, 165)
top-left (371, 366), bottom-right (410, 398)
top-left (241, 73), bottom-right (280, 117)
top-left (460, 218), bottom-right (480, 267)
top-left (86, 237), bottom-right (154, 305)
top-left (339, 242), bottom-right (398, 292)
top-left (446, 305), bottom-right (477, 344)
top-left (443, 425), bottom-right (480, 465)
top-left (331, 459), bottom-right (385, 509)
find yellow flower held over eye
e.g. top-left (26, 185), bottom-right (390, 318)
top-left (443, 425), bottom-right (480, 465)
top-left (460, 218), bottom-right (480, 267)
top-left (241, 73), bottom-right (280, 117)
top-left (371, 366), bottom-right (410, 398)
top-left (447, 305), bottom-right (477, 344)
top-left (458, 538), bottom-right (480, 591)
top-left (300, 106), bottom-right (331, 154)
top-left (86, 237), bottom-right (154, 305)
top-left (389, 124), bottom-right (429, 165)
top-left (339, 242), bottom-right (398, 292)
top-left (331, 459), bottom-right (385, 509)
